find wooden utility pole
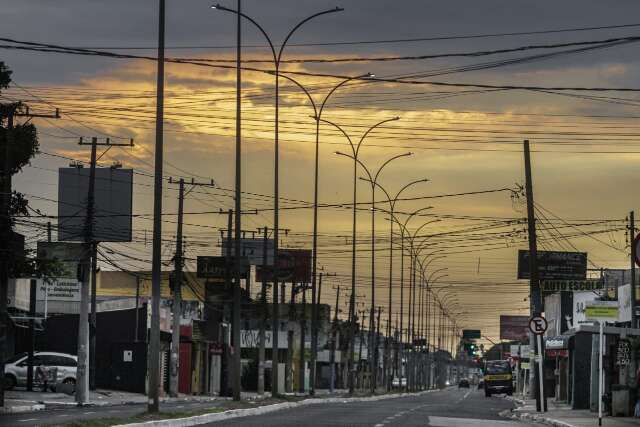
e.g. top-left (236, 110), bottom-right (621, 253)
top-left (630, 211), bottom-right (636, 328)
top-left (258, 227), bottom-right (268, 395)
top-left (169, 179), bottom-right (184, 397)
top-left (78, 137), bottom-right (133, 395)
top-left (329, 286), bottom-right (340, 392)
top-left (523, 139), bottom-right (546, 412)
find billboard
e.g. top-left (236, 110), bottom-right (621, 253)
top-left (499, 315), bottom-right (529, 341)
top-left (58, 167), bottom-right (133, 242)
top-left (221, 238), bottom-right (274, 266)
top-left (517, 250), bottom-right (587, 281)
top-left (37, 241), bottom-right (85, 279)
top-left (256, 249), bottom-right (312, 283)
top-left (573, 291), bottom-right (599, 326)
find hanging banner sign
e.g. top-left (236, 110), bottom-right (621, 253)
top-left (541, 279), bottom-right (604, 293)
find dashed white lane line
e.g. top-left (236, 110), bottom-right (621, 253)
top-left (18, 419), bottom-right (38, 422)
top-left (464, 391), bottom-right (471, 399)
top-left (57, 414), bottom-right (70, 417)
top-left (83, 411), bottom-right (95, 415)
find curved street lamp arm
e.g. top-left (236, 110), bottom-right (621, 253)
top-left (319, 118), bottom-right (356, 154)
top-left (402, 206), bottom-right (434, 230)
top-left (318, 73), bottom-right (374, 119)
top-left (394, 178), bottom-right (430, 206)
top-left (274, 73), bottom-right (317, 117)
top-left (355, 117), bottom-right (400, 157)
top-left (212, 4), bottom-right (277, 63)
top-left (336, 151), bottom-right (373, 183)
top-left (277, 7), bottom-right (344, 63)
top-left (373, 152), bottom-right (412, 184)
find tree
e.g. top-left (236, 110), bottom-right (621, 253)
top-left (0, 62), bottom-right (58, 407)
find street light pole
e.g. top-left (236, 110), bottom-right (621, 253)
top-left (320, 116), bottom-right (399, 394)
top-left (269, 71), bottom-right (373, 394)
top-left (363, 179), bottom-right (430, 390)
top-left (212, 4), bottom-right (342, 396)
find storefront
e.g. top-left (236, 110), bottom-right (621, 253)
top-left (545, 335), bottom-right (570, 402)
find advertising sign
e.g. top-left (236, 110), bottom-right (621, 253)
top-left (500, 315), bottom-right (529, 341)
top-left (585, 301), bottom-right (619, 321)
top-left (256, 249), bottom-right (312, 283)
top-left (573, 291), bottom-right (599, 326)
top-left (619, 283), bottom-right (632, 322)
top-left (240, 330), bottom-right (289, 349)
top-left (37, 279), bottom-right (81, 302)
top-left (58, 167), bottom-right (133, 242)
top-left (541, 279), bottom-right (604, 293)
top-left (462, 329), bottom-right (481, 339)
top-left (221, 238), bottom-right (274, 266)
top-left (517, 250), bottom-right (587, 280)
top-left (37, 242), bottom-right (85, 279)
top-left (196, 256), bottom-right (249, 279)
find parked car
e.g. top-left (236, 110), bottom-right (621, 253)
top-left (392, 377), bottom-right (407, 388)
top-left (458, 378), bottom-right (470, 388)
top-left (4, 352), bottom-right (77, 390)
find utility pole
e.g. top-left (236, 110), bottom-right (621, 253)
top-left (523, 139), bottom-right (546, 412)
top-left (258, 227), bottom-right (268, 395)
top-left (169, 178), bottom-right (185, 397)
top-left (630, 211), bottom-right (636, 328)
top-left (78, 137), bottom-right (133, 396)
top-left (299, 283), bottom-right (307, 393)
top-left (149, 0), bottom-right (166, 413)
top-left (310, 272), bottom-right (321, 395)
top-left (329, 286), bottom-right (340, 393)
top-left (375, 306), bottom-right (381, 391)
top-left (27, 278), bottom-right (36, 392)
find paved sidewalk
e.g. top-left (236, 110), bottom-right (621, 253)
top-left (1, 387), bottom-right (351, 413)
top-left (505, 396), bottom-right (640, 426)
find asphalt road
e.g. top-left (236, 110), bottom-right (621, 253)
top-left (208, 388), bottom-right (531, 427)
top-left (0, 388), bottom-right (532, 427)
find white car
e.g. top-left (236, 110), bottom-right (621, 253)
top-left (392, 377), bottom-right (407, 387)
top-left (4, 351), bottom-right (77, 390)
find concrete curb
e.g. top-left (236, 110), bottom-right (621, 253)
top-left (500, 407), bottom-right (576, 427)
top-left (0, 403), bottom-right (45, 414)
top-left (118, 389), bottom-right (439, 427)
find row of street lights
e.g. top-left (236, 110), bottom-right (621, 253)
top-left (210, 1), bottom-right (462, 397)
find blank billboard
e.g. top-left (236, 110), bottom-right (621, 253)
top-left (58, 167), bottom-right (133, 242)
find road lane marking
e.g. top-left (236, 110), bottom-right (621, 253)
top-left (18, 419), bottom-right (38, 422)
top-left (83, 411), bottom-right (95, 414)
top-left (464, 391), bottom-right (471, 399)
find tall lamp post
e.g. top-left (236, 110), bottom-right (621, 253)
top-left (271, 71), bottom-right (374, 394)
top-left (361, 179), bottom-right (430, 390)
top-left (212, 3), bottom-right (343, 397)
top-left (319, 116), bottom-right (400, 394)
top-left (350, 153), bottom-right (415, 393)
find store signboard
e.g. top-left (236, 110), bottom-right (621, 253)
top-left (573, 291), bottom-right (599, 326)
top-left (517, 250), bottom-right (587, 280)
top-left (585, 301), bottom-right (619, 321)
top-left (500, 315), bottom-right (529, 341)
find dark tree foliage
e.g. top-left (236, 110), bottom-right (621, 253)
top-left (0, 63), bottom-right (56, 278)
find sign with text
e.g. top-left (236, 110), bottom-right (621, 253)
top-left (585, 301), bottom-right (619, 321)
top-left (255, 249), bottom-right (312, 283)
top-left (221, 238), bottom-right (274, 266)
top-left (541, 279), bottom-right (604, 293)
top-left (36, 279), bottom-right (81, 302)
top-left (500, 315), bottom-right (529, 341)
top-left (517, 250), bottom-right (587, 281)
top-left (196, 256), bottom-right (249, 279)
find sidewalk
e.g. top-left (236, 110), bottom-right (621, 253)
top-left (2, 388), bottom-right (225, 413)
top-left (506, 396), bottom-right (640, 427)
top-left (1, 387), bottom-right (351, 413)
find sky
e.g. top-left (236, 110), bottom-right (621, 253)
top-left (3, 0), bottom-right (640, 347)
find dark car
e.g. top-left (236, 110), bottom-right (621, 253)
top-left (458, 378), bottom-right (470, 388)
